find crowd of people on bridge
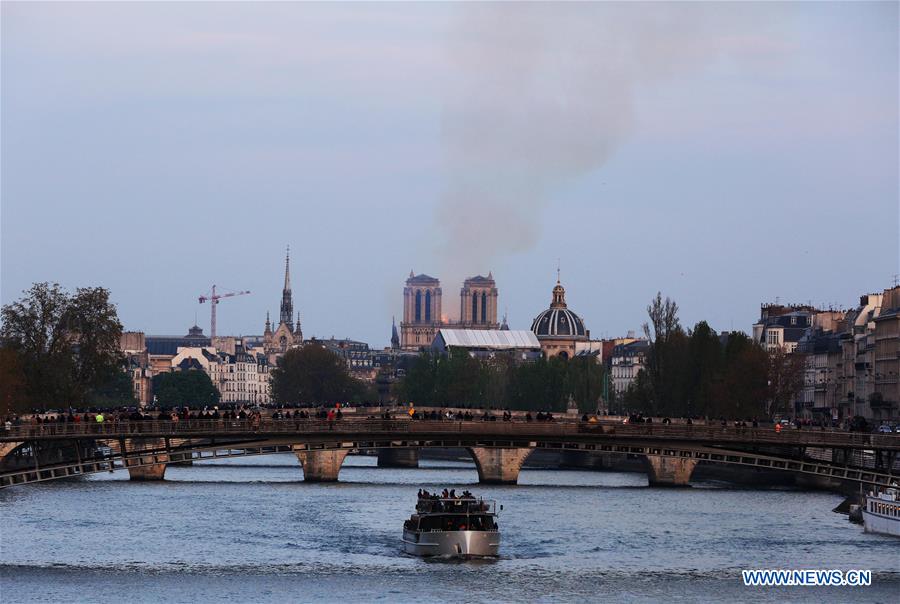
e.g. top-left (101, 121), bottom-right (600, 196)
top-left (399, 409), bottom-right (560, 422)
top-left (624, 413), bottom-right (761, 430)
top-left (4, 403), bottom-right (887, 435)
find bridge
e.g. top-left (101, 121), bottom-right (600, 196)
top-left (1, 418), bottom-right (898, 489)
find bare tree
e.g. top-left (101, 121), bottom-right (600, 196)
top-left (643, 292), bottom-right (681, 347)
top-left (766, 347), bottom-right (805, 417)
top-left (642, 292), bottom-right (683, 414)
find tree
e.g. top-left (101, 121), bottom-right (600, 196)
top-left (394, 353), bottom-right (439, 404)
top-left (1, 282), bottom-right (123, 409)
top-left (686, 321), bottom-right (723, 418)
top-left (642, 292), bottom-right (686, 415)
top-left (434, 349), bottom-right (476, 405)
top-left (65, 287), bottom-right (125, 404)
top-left (152, 370), bottom-right (220, 407)
top-left (270, 345), bottom-right (367, 404)
top-left (0, 346), bottom-right (29, 414)
top-left (622, 368), bottom-right (654, 413)
top-left (394, 351), bottom-right (608, 413)
top-left (766, 347), bottom-right (805, 417)
top-left (87, 369), bottom-right (137, 409)
top-left (564, 356), bottom-right (607, 413)
top-left (714, 332), bottom-right (768, 419)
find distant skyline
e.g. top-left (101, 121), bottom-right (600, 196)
top-left (2, 2), bottom-right (898, 346)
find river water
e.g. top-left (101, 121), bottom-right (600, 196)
top-left (1, 455), bottom-right (897, 603)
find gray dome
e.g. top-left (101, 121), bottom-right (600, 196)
top-left (531, 307), bottom-right (587, 338)
top-left (531, 279), bottom-right (587, 339)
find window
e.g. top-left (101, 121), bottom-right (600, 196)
top-left (481, 292), bottom-right (487, 323)
top-left (425, 290), bottom-right (432, 322)
top-left (415, 290), bottom-right (422, 322)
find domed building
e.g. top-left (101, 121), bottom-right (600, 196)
top-left (531, 277), bottom-right (589, 359)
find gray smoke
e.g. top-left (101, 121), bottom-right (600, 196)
top-left (434, 2), bottom-right (736, 288)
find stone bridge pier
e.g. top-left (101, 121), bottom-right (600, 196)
top-left (109, 438), bottom-right (169, 481)
top-left (644, 455), bottom-right (698, 487)
top-left (294, 448), bottom-right (349, 482)
top-left (468, 447), bottom-right (534, 484)
top-left (0, 441), bottom-right (24, 473)
top-left (377, 448), bottom-right (419, 468)
top-left (0, 442), bottom-right (23, 460)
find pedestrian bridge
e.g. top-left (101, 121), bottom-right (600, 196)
top-left (1, 419), bottom-right (898, 489)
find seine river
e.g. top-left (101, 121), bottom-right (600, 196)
top-left (1, 456), bottom-right (897, 603)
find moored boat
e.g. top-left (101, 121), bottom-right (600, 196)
top-left (862, 485), bottom-right (900, 537)
top-left (402, 490), bottom-right (501, 557)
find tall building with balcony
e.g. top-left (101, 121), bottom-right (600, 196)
top-left (872, 286), bottom-right (900, 421)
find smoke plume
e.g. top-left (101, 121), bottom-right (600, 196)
top-left (435, 3), bottom-right (730, 288)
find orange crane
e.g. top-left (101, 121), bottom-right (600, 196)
top-left (199, 285), bottom-right (250, 339)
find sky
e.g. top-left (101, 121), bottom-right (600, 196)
top-left (2, 1), bottom-right (898, 347)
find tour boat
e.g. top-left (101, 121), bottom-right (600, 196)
top-left (402, 492), bottom-right (501, 557)
top-left (862, 485), bottom-right (900, 537)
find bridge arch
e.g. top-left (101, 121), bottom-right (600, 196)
top-left (1, 420), bottom-right (896, 489)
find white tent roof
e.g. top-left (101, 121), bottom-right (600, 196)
top-left (435, 329), bottom-right (540, 350)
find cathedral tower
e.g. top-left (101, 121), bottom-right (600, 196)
top-left (459, 273), bottom-right (499, 329)
top-left (400, 271), bottom-right (442, 350)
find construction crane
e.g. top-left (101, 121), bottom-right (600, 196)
top-left (198, 285), bottom-right (250, 339)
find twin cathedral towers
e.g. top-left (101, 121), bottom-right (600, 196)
top-left (399, 271), bottom-right (501, 350)
top-left (261, 250), bottom-right (502, 353)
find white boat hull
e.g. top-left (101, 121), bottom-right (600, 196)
top-left (402, 529), bottom-right (500, 557)
top-left (862, 509), bottom-right (900, 537)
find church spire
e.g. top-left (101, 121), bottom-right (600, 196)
top-left (391, 316), bottom-right (400, 349)
top-left (279, 246), bottom-right (294, 331)
top-left (284, 245), bottom-right (291, 291)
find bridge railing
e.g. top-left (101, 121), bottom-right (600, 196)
top-left (1, 418), bottom-right (897, 449)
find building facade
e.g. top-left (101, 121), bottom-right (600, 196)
top-left (752, 304), bottom-right (818, 352)
top-left (872, 286), bottom-right (900, 421)
top-left (755, 289), bottom-right (898, 424)
top-left (171, 345), bottom-right (272, 405)
top-left (318, 337), bottom-right (375, 379)
top-left (263, 249), bottom-right (303, 359)
top-left (609, 339), bottom-right (650, 394)
top-left (530, 277), bottom-right (589, 359)
top-left (120, 331), bottom-right (151, 405)
top-left (797, 331), bottom-right (844, 420)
